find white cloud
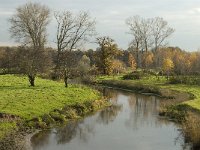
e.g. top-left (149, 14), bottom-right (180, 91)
top-left (188, 7), bottom-right (200, 15)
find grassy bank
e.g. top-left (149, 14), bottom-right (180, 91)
top-left (0, 75), bottom-right (108, 140)
top-left (97, 75), bottom-right (200, 111)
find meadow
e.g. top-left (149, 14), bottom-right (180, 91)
top-left (0, 75), bottom-right (101, 139)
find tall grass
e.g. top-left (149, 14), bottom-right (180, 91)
top-left (182, 112), bottom-right (200, 148)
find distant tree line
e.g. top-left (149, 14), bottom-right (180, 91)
top-left (1, 46), bottom-right (200, 75)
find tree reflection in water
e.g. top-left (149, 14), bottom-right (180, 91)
top-left (55, 104), bottom-right (122, 144)
top-left (125, 94), bottom-right (160, 129)
top-left (55, 121), bottom-right (80, 144)
top-left (97, 105), bottom-right (122, 125)
top-left (31, 130), bottom-right (51, 148)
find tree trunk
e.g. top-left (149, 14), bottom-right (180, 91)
top-left (64, 70), bottom-right (68, 88)
top-left (145, 40), bottom-right (148, 53)
top-left (167, 71), bottom-right (169, 80)
top-left (28, 74), bottom-right (35, 86)
top-left (136, 41), bottom-right (140, 69)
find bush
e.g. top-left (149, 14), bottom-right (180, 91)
top-left (122, 70), bottom-right (157, 80)
top-left (122, 71), bottom-right (143, 80)
top-left (42, 114), bottom-right (55, 125)
top-left (49, 111), bottom-right (66, 123)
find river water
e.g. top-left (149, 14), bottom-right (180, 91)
top-left (31, 88), bottom-right (192, 150)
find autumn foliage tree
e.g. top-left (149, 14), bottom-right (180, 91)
top-left (162, 58), bottom-right (174, 79)
top-left (96, 36), bottom-right (121, 75)
top-left (128, 53), bottom-right (137, 71)
top-left (142, 52), bottom-right (154, 69)
top-left (112, 59), bottom-right (125, 75)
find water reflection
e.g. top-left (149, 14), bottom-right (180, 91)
top-left (31, 88), bottom-right (193, 150)
top-left (55, 121), bottom-right (80, 144)
top-left (97, 105), bottom-right (122, 125)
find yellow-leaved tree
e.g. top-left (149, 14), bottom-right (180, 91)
top-left (162, 58), bottom-right (174, 80)
top-left (112, 59), bottom-right (125, 75)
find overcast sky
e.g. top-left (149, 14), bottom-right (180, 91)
top-left (0, 0), bottom-right (200, 51)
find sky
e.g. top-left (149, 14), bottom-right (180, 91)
top-left (0, 0), bottom-right (200, 51)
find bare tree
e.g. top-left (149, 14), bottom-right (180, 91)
top-left (54, 11), bottom-right (96, 87)
top-left (126, 16), bottom-right (142, 66)
top-left (151, 17), bottom-right (175, 52)
top-left (140, 18), bottom-right (153, 52)
top-left (126, 16), bottom-right (174, 68)
top-left (9, 2), bottom-right (50, 86)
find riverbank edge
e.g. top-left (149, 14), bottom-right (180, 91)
top-left (0, 98), bottom-right (110, 150)
top-left (97, 80), bottom-right (200, 119)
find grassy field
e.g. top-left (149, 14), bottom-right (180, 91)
top-left (97, 75), bottom-right (200, 111)
top-left (0, 75), bottom-right (101, 139)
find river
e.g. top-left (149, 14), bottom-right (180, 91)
top-left (31, 88), bottom-right (192, 150)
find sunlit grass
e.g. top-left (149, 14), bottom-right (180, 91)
top-left (161, 84), bottom-right (200, 110)
top-left (0, 75), bottom-right (100, 120)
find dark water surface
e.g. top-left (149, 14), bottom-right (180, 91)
top-left (31, 88), bottom-right (191, 150)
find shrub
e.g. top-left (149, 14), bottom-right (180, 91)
top-left (122, 71), bottom-right (143, 80)
top-left (143, 69), bottom-right (158, 76)
top-left (49, 111), bottom-right (66, 123)
top-left (42, 114), bottom-right (55, 125)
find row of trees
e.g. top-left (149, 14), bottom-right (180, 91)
top-left (1, 46), bottom-right (200, 77)
top-left (1, 2), bottom-right (199, 87)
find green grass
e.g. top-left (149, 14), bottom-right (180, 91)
top-left (0, 75), bottom-right (100, 120)
top-left (160, 84), bottom-right (200, 110)
top-left (97, 75), bottom-right (200, 111)
top-left (0, 122), bottom-right (16, 140)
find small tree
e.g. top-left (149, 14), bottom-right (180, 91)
top-left (78, 55), bottom-right (91, 77)
top-left (142, 52), bottom-right (154, 70)
top-left (162, 58), bottom-right (174, 80)
top-left (128, 53), bottom-right (137, 71)
top-left (9, 2), bottom-right (50, 86)
top-left (112, 59), bottom-right (125, 75)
